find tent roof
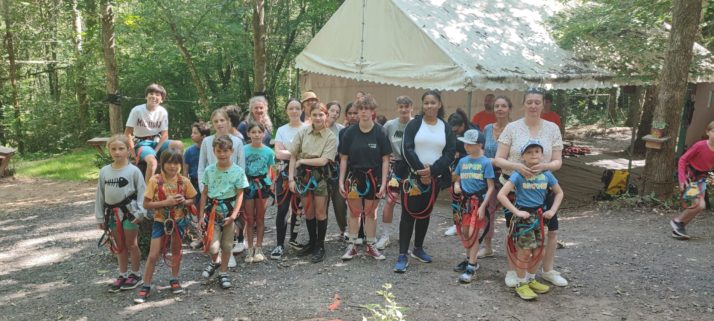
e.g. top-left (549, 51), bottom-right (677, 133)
top-left (295, 0), bottom-right (613, 91)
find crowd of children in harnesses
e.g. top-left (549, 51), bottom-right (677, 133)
top-left (96, 84), bottom-right (714, 303)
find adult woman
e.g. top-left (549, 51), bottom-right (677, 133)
top-left (338, 94), bottom-right (391, 261)
top-left (239, 96), bottom-right (273, 145)
top-left (394, 90), bottom-right (456, 273)
top-left (444, 107), bottom-right (479, 236)
top-left (326, 101), bottom-right (348, 238)
top-left (493, 88), bottom-right (567, 287)
top-left (270, 99), bottom-right (307, 260)
top-left (288, 102), bottom-right (337, 263)
top-left (377, 95), bottom-right (414, 250)
top-left (477, 96), bottom-right (513, 258)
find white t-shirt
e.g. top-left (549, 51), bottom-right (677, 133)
top-left (125, 104), bottom-right (168, 138)
top-left (414, 119), bottom-right (446, 166)
top-left (498, 118), bottom-right (563, 175)
top-left (275, 123), bottom-right (307, 152)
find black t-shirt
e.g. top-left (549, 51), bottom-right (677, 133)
top-left (339, 123), bottom-right (392, 173)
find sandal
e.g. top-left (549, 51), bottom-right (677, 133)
top-left (202, 262), bottom-right (220, 278)
top-left (218, 274), bottom-right (232, 289)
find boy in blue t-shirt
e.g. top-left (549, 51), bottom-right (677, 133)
top-left (452, 129), bottom-right (495, 284)
top-left (497, 140), bottom-right (564, 301)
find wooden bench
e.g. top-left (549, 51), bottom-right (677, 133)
top-left (0, 146), bottom-right (17, 178)
top-left (87, 137), bottom-right (110, 157)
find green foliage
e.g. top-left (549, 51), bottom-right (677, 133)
top-left (15, 147), bottom-right (100, 181)
top-left (362, 284), bottom-right (406, 321)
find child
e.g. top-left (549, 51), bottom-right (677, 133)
top-left (497, 140), bottom-right (563, 300)
top-left (198, 108), bottom-right (245, 266)
top-left (198, 135), bottom-right (249, 289)
top-left (671, 121), bottom-right (714, 239)
top-left (452, 129), bottom-right (494, 283)
top-left (243, 123), bottom-right (275, 262)
top-left (95, 134), bottom-right (147, 293)
top-left (135, 149), bottom-right (197, 303)
top-left (124, 83), bottom-right (184, 181)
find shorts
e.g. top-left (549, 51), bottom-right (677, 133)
top-left (108, 217), bottom-right (139, 231)
top-left (346, 170), bottom-right (382, 200)
top-left (135, 140), bottom-right (170, 162)
top-left (295, 166), bottom-right (328, 197)
top-left (245, 179), bottom-right (273, 200)
top-left (151, 217), bottom-right (189, 239)
top-left (511, 213), bottom-right (543, 249)
top-left (505, 208), bottom-right (559, 232)
top-left (206, 220), bottom-right (235, 255)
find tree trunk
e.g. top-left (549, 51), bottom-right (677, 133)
top-left (555, 91), bottom-right (566, 136)
top-left (252, 0), bottom-right (267, 94)
top-left (43, 0), bottom-right (61, 102)
top-left (72, 0), bottom-right (90, 136)
top-left (1, 0), bottom-right (24, 153)
top-left (624, 86), bottom-right (645, 127)
top-left (607, 87), bottom-right (618, 124)
top-left (166, 19), bottom-right (210, 114)
top-left (100, 0), bottom-right (123, 134)
top-left (633, 85), bottom-right (658, 156)
top-left (642, 0), bottom-right (703, 199)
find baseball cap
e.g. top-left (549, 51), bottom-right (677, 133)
top-left (520, 139), bottom-right (544, 155)
top-left (457, 129), bottom-right (485, 146)
top-left (301, 91), bottom-right (318, 103)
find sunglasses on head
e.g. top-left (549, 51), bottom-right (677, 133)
top-left (526, 87), bottom-right (546, 94)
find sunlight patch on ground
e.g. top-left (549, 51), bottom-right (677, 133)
top-left (0, 229), bottom-right (97, 276)
top-left (122, 297), bottom-right (178, 313)
top-left (0, 280), bottom-right (69, 305)
top-left (586, 158), bottom-right (645, 170)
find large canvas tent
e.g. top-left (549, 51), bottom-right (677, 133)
top-left (295, 0), bottom-right (613, 119)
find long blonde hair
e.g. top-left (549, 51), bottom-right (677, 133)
top-left (246, 96), bottom-right (273, 133)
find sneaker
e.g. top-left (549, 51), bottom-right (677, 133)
top-left (244, 248), bottom-right (255, 263)
top-left (394, 254), bottom-right (409, 273)
top-left (444, 225), bottom-right (457, 236)
top-left (133, 286), bottom-right (151, 304)
top-left (375, 235), bottom-right (390, 250)
top-left (477, 248), bottom-right (494, 258)
top-left (253, 248), bottom-right (265, 262)
top-left (670, 220), bottom-right (690, 240)
top-left (270, 245), bottom-right (284, 260)
top-left (169, 279), bottom-right (183, 294)
top-left (515, 282), bottom-right (537, 300)
top-left (310, 247), bottom-right (325, 263)
top-left (218, 274), bottom-right (232, 289)
top-left (365, 244), bottom-right (386, 260)
top-left (295, 243), bottom-right (314, 256)
top-left (232, 241), bottom-right (246, 254)
top-left (289, 239), bottom-right (305, 251)
top-left (108, 276), bottom-right (125, 293)
top-left (228, 254), bottom-right (238, 267)
top-left (453, 259), bottom-right (469, 273)
top-left (121, 273), bottom-right (143, 290)
top-left (528, 279), bottom-right (550, 294)
top-left (341, 244), bottom-right (358, 261)
top-left (505, 270), bottom-right (518, 288)
top-left (202, 262), bottom-right (220, 278)
top-left (410, 247), bottom-right (432, 263)
top-left (459, 264), bottom-right (479, 284)
top-left (541, 270), bottom-right (568, 287)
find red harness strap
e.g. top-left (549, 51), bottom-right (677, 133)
top-left (401, 176), bottom-right (437, 220)
top-left (109, 208), bottom-right (127, 254)
top-left (451, 188), bottom-right (487, 249)
top-left (506, 208), bottom-right (545, 270)
top-left (156, 175), bottom-right (186, 267)
top-left (345, 169), bottom-right (380, 218)
top-left (203, 199), bottom-right (218, 253)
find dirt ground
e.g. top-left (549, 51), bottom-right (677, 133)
top-left (2, 175), bottom-right (713, 321)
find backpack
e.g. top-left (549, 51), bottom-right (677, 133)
top-left (595, 169), bottom-right (637, 200)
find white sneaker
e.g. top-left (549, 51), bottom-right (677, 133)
top-left (375, 235), bottom-right (390, 250)
top-left (228, 255), bottom-right (237, 268)
top-left (505, 270), bottom-right (518, 288)
top-left (244, 248), bottom-right (255, 263)
top-left (542, 270), bottom-right (568, 286)
top-left (444, 225), bottom-right (457, 236)
top-left (232, 241), bottom-right (246, 254)
top-left (253, 247), bottom-right (265, 262)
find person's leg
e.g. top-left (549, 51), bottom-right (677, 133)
top-left (541, 215), bottom-right (567, 286)
top-left (330, 181), bottom-right (348, 234)
top-left (256, 198), bottom-right (267, 248)
top-left (364, 199), bottom-right (379, 241)
top-left (398, 209), bottom-right (415, 254)
top-left (170, 222), bottom-right (187, 278)
top-left (275, 189), bottom-right (290, 247)
top-left (142, 236), bottom-right (163, 286)
top-left (219, 222), bottom-right (235, 273)
top-left (675, 197), bottom-right (706, 224)
top-left (413, 216), bottom-right (431, 249)
top-left (244, 200), bottom-right (255, 250)
top-left (113, 228), bottom-right (129, 274)
top-left (123, 226), bottom-right (141, 274)
top-left (144, 155), bottom-right (158, 181)
top-left (346, 199), bottom-right (361, 238)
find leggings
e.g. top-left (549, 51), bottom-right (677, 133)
top-left (398, 187), bottom-right (440, 254)
top-left (275, 174), bottom-right (294, 247)
top-left (326, 178), bottom-right (348, 232)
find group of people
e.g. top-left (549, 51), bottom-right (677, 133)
top-left (95, 82), bottom-right (579, 303)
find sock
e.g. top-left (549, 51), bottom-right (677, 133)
top-left (317, 219), bottom-right (328, 248)
top-left (218, 272), bottom-right (228, 277)
top-left (526, 272), bottom-right (535, 281)
top-left (516, 277), bottom-right (527, 285)
top-left (367, 237), bottom-right (377, 244)
top-left (120, 271), bottom-right (128, 278)
top-left (382, 223), bottom-right (392, 237)
top-left (467, 263), bottom-right (476, 269)
top-left (305, 218), bottom-right (317, 248)
top-left (131, 270), bottom-right (141, 277)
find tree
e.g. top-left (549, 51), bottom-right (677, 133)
top-left (100, 0), bottom-right (122, 134)
top-left (642, 0), bottom-right (704, 198)
top-left (72, 0), bottom-right (90, 135)
top-left (253, 0), bottom-right (266, 94)
top-left (1, 0), bottom-right (23, 153)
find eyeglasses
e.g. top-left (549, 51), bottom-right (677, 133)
top-left (526, 87), bottom-right (546, 94)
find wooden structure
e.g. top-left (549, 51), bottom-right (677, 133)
top-left (87, 137), bottom-right (110, 156)
top-left (0, 146), bottom-right (17, 177)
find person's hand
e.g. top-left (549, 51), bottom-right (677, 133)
top-left (200, 219), bottom-right (207, 230)
top-left (222, 216), bottom-right (235, 227)
top-left (339, 181), bottom-right (347, 197)
top-left (419, 175), bottom-right (432, 185)
top-left (543, 209), bottom-right (556, 219)
top-left (295, 160), bottom-right (302, 168)
top-left (477, 206), bottom-right (486, 220)
top-left (516, 164), bottom-right (536, 179)
top-left (289, 180), bottom-right (297, 193)
top-left (376, 185), bottom-right (387, 199)
top-left (679, 182), bottom-right (686, 190)
top-left (515, 210), bottom-right (530, 219)
top-left (416, 165), bottom-right (431, 178)
top-left (173, 194), bottom-right (185, 206)
top-left (454, 185), bottom-right (462, 194)
top-left (529, 163), bottom-right (548, 174)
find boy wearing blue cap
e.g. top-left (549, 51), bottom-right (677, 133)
top-left (497, 140), bottom-right (564, 300)
top-left (452, 129), bottom-right (495, 283)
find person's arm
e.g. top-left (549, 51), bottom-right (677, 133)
top-left (402, 118), bottom-right (425, 172)
top-left (198, 185), bottom-right (208, 229)
top-left (478, 178), bottom-right (495, 219)
top-left (133, 169), bottom-right (147, 222)
top-left (496, 181), bottom-right (528, 219)
top-left (531, 149), bottom-right (562, 173)
top-left (275, 141), bottom-right (292, 160)
top-left (124, 127), bottom-right (135, 158)
top-left (198, 139), bottom-right (209, 192)
top-left (235, 138), bottom-right (245, 169)
top-left (225, 189), bottom-right (244, 227)
top-left (339, 154), bottom-right (349, 196)
top-left (493, 142), bottom-right (535, 179)
top-left (377, 154), bottom-right (390, 198)
top-left (298, 157), bottom-right (330, 167)
top-left (543, 183), bottom-right (564, 219)
top-left (95, 174), bottom-right (105, 227)
top-left (155, 129), bottom-right (169, 152)
top-left (677, 143), bottom-right (698, 187)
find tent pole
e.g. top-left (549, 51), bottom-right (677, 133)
top-left (466, 91), bottom-right (473, 120)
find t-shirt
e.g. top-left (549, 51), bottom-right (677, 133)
top-left (414, 119), bottom-right (446, 166)
top-left (510, 171), bottom-right (557, 208)
top-left (275, 123), bottom-right (307, 152)
top-left (95, 164), bottom-right (147, 223)
top-left (201, 163), bottom-right (249, 199)
top-left (184, 145), bottom-right (200, 179)
top-left (383, 118), bottom-right (410, 159)
top-left (198, 135), bottom-right (245, 192)
top-left (289, 126), bottom-right (337, 160)
top-left (498, 119), bottom-right (563, 175)
top-left (125, 104), bottom-right (168, 138)
top-left (329, 123), bottom-right (345, 149)
top-left (454, 155), bottom-right (495, 194)
top-left (238, 121), bottom-right (272, 146)
top-left (541, 111), bottom-right (562, 127)
top-left (144, 174), bottom-right (198, 222)
top-left (678, 140), bottom-right (714, 184)
top-left (483, 124), bottom-right (499, 159)
top-left (471, 110), bottom-right (496, 131)
top-left (338, 123), bottom-right (392, 173)
top-left (244, 145), bottom-right (275, 184)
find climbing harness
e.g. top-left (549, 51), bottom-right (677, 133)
top-left (450, 187), bottom-right (489, 249)
top-left (98, 192), bottom-right (138, 254)
top-left (156, 174), bottom-right (194, 267)
top-left (506, 207), bottom-right (545, 270)
top-left (344, 169), bottom-right (380, 218)
top-left (202, 196), bottom-right (237, 253)
top-left (401, 173), bottom-right (437, 219)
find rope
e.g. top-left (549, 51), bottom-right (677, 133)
top-left (401, 174), bottom-right (436, 219)
top-left (450, 188), bottom-right (488, 249)
top-left (506, 208), bottom-right (545, 270)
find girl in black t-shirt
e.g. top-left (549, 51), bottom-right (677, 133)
top-left (338, 94), bottom-right (392, 261)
